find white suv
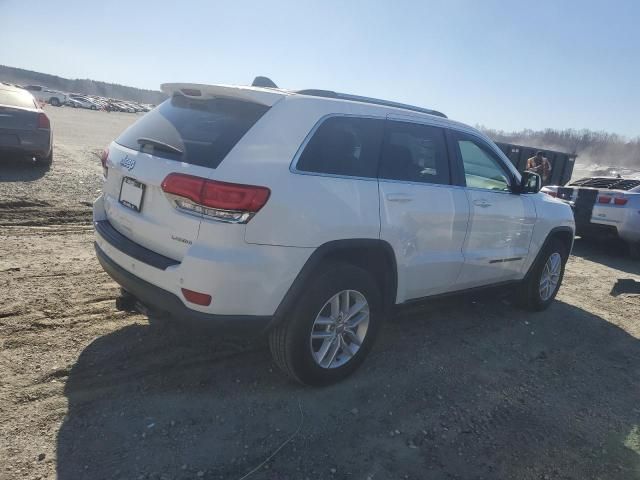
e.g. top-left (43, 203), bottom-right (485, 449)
top-left (93, 82), bottom-right (575, 385)
top-left (23, 85), bottom-right (67, 106)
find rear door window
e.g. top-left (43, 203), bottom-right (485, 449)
top-left (379, 120), bottom-right (450, 185)
top-left (115, 95), bottom-right (270, 168)
top-left (296, 116), bottom-right (384, 178)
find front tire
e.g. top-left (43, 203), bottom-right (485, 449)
top-left (91, 105), bottom-right (97, 110)
top-left (269, 263), bottom-right (382, 386)
top-left (49, 97), bottom-right (60, 107)
top-left (516, 238), bottom-right (567, 311)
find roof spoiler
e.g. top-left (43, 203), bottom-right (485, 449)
top-left (161, 83), bottom-right (287, 107)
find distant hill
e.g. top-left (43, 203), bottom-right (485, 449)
top-left (0, 65), bottom-right (167, 105)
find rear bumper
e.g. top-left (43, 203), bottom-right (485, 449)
top-left (93, 193), bottom-right (312, 330)
top-left (579, 215), bottom-right (640, 244)
top-left (95, 242), bottom-right (271, 334)
top-left (0, 128), bottom-right (51, 158)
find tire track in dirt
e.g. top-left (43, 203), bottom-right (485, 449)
top-left (0, 203), bottom-right (92, 227)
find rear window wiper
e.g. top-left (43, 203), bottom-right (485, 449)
top-left (137, 137), bottom-right (183, 155)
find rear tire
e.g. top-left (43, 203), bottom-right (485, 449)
top-left (90, 105), bottom-right (97, 111)
top-left (36, 149), bottom-right (53, 168)
top-left (269, 263), bottom-right (382, 386)
top-left (629, 242), bottom-right (640, 260)
top-left (516, 238), bottom-right (568, 311)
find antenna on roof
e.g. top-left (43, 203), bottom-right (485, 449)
top-left (252, 76), bottom-right (278, 88)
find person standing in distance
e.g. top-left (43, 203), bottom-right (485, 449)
top-left (526, 151), bottom-right (552, 185)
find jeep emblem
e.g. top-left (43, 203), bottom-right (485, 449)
top-left (120, 155), bottom-right (136, 171)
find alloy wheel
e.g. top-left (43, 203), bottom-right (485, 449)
top-left (309, 289), bottom-right (370, 369)
top-left (539, 252), bottom-right (562, 301)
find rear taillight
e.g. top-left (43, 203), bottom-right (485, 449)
top-left (99, 148), bottom-right (109, 178)
top-left (181, 288), bottom-right (212, 306)
top-left (598, 195), bottom-right (628, 205)
top-left (37, 113), bottom-right (50, 129)
top-left (161, 173), bottom-right (270, 224)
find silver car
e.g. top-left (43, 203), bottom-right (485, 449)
top-left (542, 177), bottom-right (640, 257)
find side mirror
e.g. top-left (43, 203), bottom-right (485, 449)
top-left (518, 171), bottom-right (542, 194)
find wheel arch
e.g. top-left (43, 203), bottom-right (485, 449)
top-left (269, 239), bottom-right (398, 330)
top-left (550, 227), bottom-right (574, 255)
top-left (524, 226), bottom-right (574, 281)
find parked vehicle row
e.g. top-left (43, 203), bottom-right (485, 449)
top-left (65, 93), bottom-right (152, 113)
top-left (17, 84), bottom-right (153, 112)
top-left (93, 81), bottom-right (575, 385)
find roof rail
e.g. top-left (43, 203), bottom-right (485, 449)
top-left (295, 89), bottom-right (447, 118)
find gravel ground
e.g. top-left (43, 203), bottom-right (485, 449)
top-left (1, 107), bottom-right (639, 480)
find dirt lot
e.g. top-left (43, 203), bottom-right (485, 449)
top-left (1, 106), bottom-right (639, 480)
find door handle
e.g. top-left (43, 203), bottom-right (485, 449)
top-left (386, 193), bottom-right (414, 202)
top-left (473, 199), bottom-right (492, 208)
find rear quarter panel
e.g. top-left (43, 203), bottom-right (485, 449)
top-left (615, 194), bottom-right (640, 242)
top-left (220, 96), bottom-right (384, 248)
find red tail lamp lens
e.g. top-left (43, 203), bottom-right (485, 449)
top-left (37, 113), bottom-right (50, 129)
top-left (181, 288), bottom-right (212, 306)
top-left (161, 173), bottom-right (270, 222)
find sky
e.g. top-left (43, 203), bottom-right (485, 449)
top-left (1, 0), bottom-right (639, 136)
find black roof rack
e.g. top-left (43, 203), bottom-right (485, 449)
top-left (295, 89), bottom-right (447, 118)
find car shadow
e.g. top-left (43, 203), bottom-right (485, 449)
top-left (571, 237), bottom-right (640, 275)
top-left (57, 298), bottom-right (640, 479)
top-left (0, 155), bottom-right (49, 181)
top-left (611, 278), bottom-right (640, 296)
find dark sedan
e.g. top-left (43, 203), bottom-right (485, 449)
top-left (0, 84), bottom-right (52, 166)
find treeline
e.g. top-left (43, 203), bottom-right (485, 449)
top-left (480, 126), bottom-right (640, 167)
top-left (0, 65), bottom-right (167, 105)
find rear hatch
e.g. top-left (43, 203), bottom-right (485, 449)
top-left (103, 87), bottom-right (277, 261)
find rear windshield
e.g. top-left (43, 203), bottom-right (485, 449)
top-left (0, 88), bottom-right (37, 109)
top-left (115, 94), bottom-right (269, 168)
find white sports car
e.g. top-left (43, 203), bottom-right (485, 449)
top-left (542, 177), bottom-right (640, 258)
